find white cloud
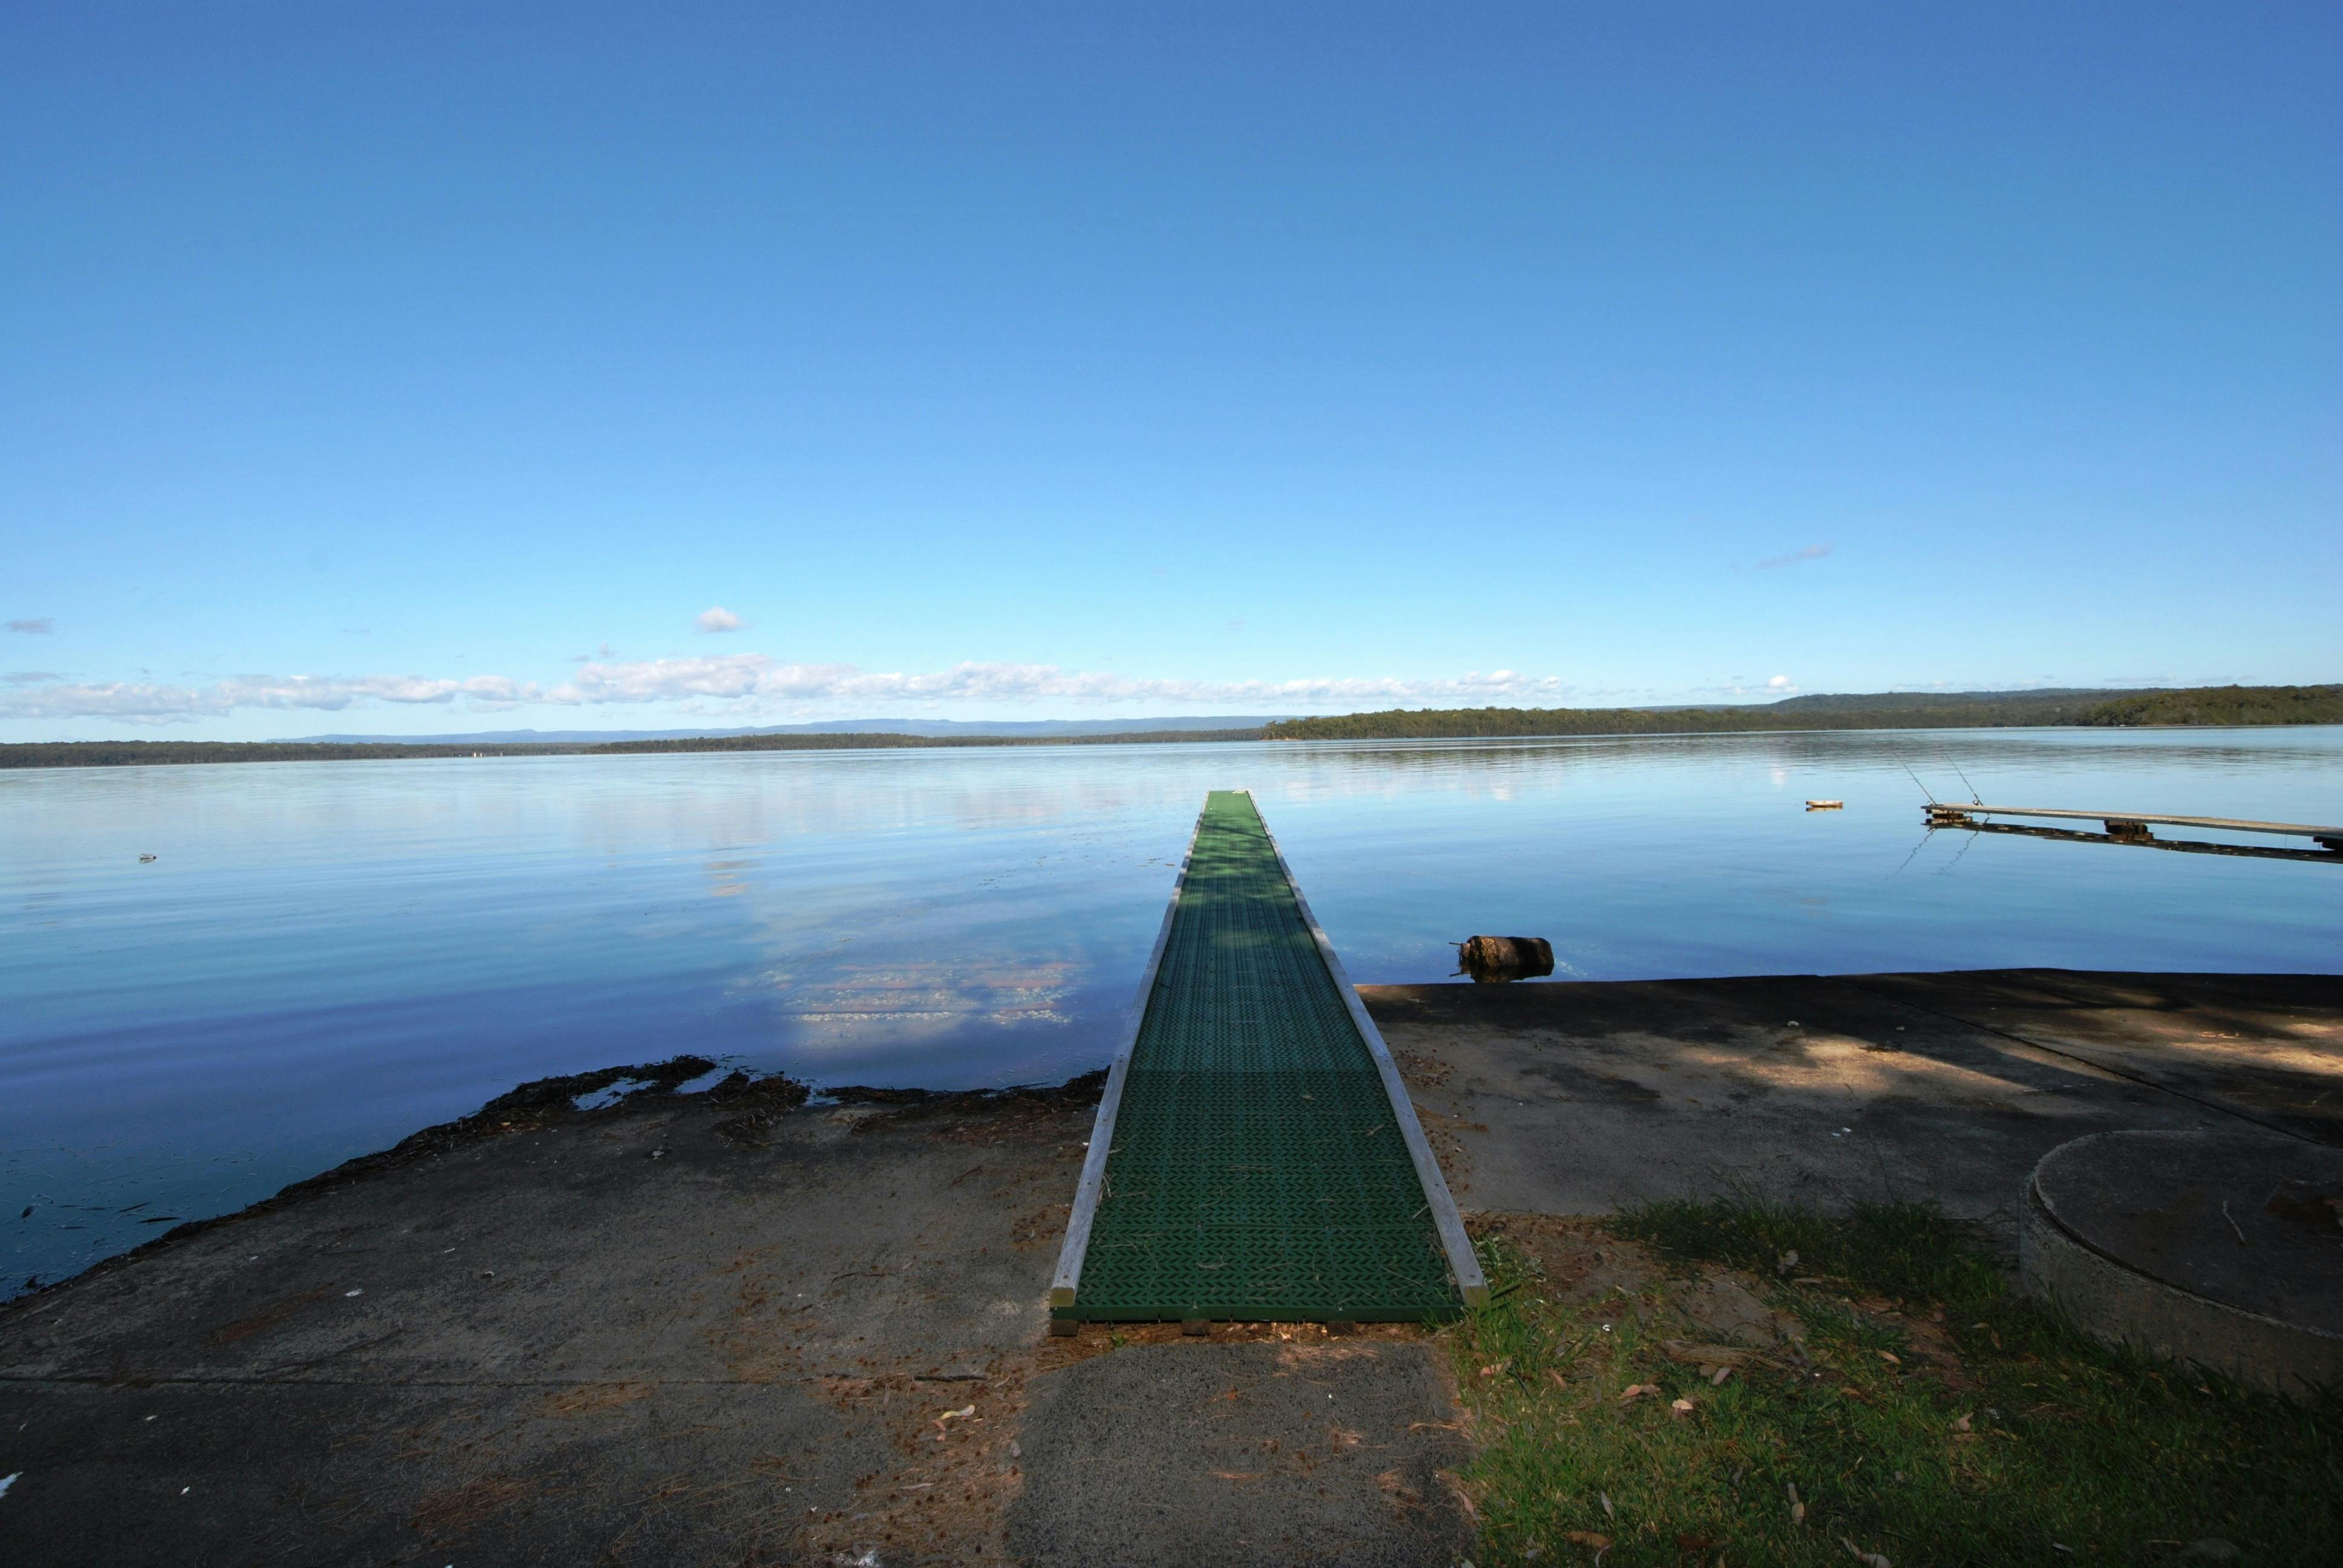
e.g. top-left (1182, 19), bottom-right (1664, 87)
top-left (1703, 675), bottom-right (1803, 699)
top-left (695, 606), bottom-right (742, 633)
top-left (558, 654), bottom-right (773, 702)
top-left (1755, 543), bottom-right (1832, 570)
top-left (1, 656), bottom-right (1578, 724)
top-left (0, 673), bottom-right (539, 722)
top-left (546, 657), bottom-right (1569, 710)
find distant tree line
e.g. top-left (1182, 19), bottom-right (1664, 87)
top-left (4, 684), bottom-right (2333, 769)
top-left (1257, 684), bottom-right (2343, 742)
top-left (2072, 684), bottom-right (2343, 728)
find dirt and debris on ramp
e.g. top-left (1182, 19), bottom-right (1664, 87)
top-left (0, 1063), bottom-right (1470, 1566)
top-left (1011, 1334), bottom-right (1470, 1568)
top-left (0, 1068), bottom-right (1111, 1566)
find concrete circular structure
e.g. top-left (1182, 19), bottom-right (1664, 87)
top-left (2020, 1129), bottom-right (2343, 1400)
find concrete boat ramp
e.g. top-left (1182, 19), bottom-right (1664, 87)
top-left (2, 799), bottom-right (2338, 1564)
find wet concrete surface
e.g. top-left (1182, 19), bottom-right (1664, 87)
top-left (2, 968), bottom-right (2335, 1563)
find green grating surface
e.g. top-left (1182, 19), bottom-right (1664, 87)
top-left (1061, 791), bottom-right (1459, 1322)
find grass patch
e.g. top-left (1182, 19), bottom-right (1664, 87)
top-left (1449, 1201), bottom-right (2342, 1566)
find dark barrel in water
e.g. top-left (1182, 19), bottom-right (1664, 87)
top-left (1457, 935), bottom-right (1555, 982)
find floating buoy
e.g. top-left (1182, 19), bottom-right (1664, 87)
top-left (1804, 800), bottom-right (1843, 811)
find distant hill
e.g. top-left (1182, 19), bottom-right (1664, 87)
top-left (1765, 688), bottom-right (2120, 713)
top-left (296, 716), bottom-right (1290, 743)
top-left (1260, 684), bottom-right (2343, 741)
top-left (0, 727), bottom-right (1270, 770)
top-left (577, 728), bottom-right (1272, 756)
top-left (10, 685), bottom-right (2336, 769)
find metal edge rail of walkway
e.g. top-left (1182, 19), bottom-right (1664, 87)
top-left (1924, 802), bottom-right (2343, 851)
top-left (1049, 790), bottom-right (1486, 1324)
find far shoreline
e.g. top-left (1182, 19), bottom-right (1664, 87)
top-left (5, 680), bottom-right (2339, 769)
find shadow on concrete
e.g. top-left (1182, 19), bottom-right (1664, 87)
top-left (1366, 969), bottom-right (2343, 1254)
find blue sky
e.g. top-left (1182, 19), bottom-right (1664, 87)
top-left (4, 2), bottom-right (2337, 740)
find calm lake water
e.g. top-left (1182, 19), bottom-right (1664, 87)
top-left (5, 728), bottom-right (2339, 1295)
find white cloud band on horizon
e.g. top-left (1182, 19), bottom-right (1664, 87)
top-left (0, 656), bottom-right (1574, 724)
top-left (0, 673), bottom-right (539, 722)
top-left (557, 655), bottom-right (1569, 710)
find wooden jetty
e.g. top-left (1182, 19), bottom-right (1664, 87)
top-left (1925, 802), bottom-right (2343, 854)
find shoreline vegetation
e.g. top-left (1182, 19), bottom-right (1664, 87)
top-left (1260, 682), bottom-right (2343, 741)
top-left (3, 682), bottom-right (2336, 769)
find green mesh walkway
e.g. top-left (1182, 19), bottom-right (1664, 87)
top-left (1056, 791), bottom-right (1460, 1322)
